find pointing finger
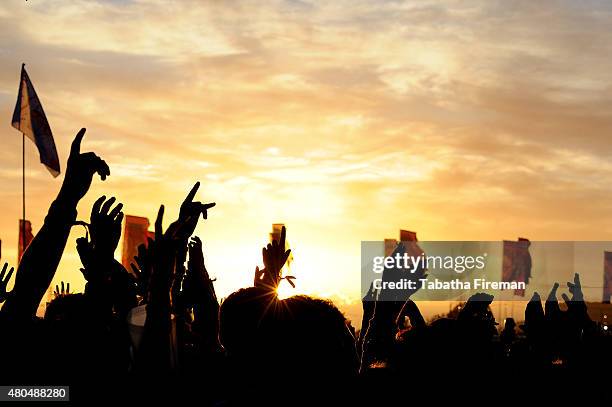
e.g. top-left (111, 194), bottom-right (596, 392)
top-left (70, 128), bottom-right (86, 158)
top-left (155, 205), bottom-right (164, 241)
top-left (280, 226), bottom-right (286, 251)
top-left (184, 182), bottom-right (200, 205)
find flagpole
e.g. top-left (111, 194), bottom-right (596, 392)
top-left (22, 132), bottom-right (25, 259)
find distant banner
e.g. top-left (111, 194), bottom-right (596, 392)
top-left (502, 238), bottom-right (532, 297)
top-left (121, 215), bottom-right (150, 271)
top-left (362, 241), bottom-right (612, 302)
top-left (400, 229), bottom-right (425, 260)
top-left (18, 219), bottom-right (34, 262)
top-left (604, 251), bottom-right (612, 303)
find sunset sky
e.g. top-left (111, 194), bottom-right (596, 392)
top-left (1, 0), bottom-right (612, 322)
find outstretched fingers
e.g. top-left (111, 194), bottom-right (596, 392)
top-left (114, 212), bottom-right (124, 231)
top-left (5, 267), bottom-right (14, 284)
top-left (108, 202), bottom-right (123, 220)
top-left (547, 282), bottom-right (559, 301)
top-left (91, 195), bottom-right (106, 220)
top-left (282, 249), bottom-right (291, 265)
top-left (0, 263), bottom-right (14, 285)
top-left (100, 197), bottom-right (116, 215)
top-left (567, 273), bottom-right (581, 291)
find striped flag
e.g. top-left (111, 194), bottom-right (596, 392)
top-left (11, 64), bottom-right (60, 177)
top-left (502, 238), bottom-right (532, 297)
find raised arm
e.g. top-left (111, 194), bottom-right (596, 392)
top-left (137, 183), bottom-right (215, 373)
top-left (2, 129), bottom-right (109, 318)
top-left (254, 225), bottom-right (291, 292)
top-left (184, 236), bottom-right (222, 353)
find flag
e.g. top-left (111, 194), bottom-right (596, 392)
top-left (121, 215), bottom-right (151, 271)
top-left (400, 229), bottom-right (424, 259)
top-left (502, 238), bottom-right (532, 297)
top-left (603, 251), bottom-right (612, 303)
top-left (18, 219), bottom-right (34, 263)
top-left (400, 229), bottom-right (417, 242)
top-left (11, 64), bottom-right (60, 177)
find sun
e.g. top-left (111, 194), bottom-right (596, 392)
top-left (275, 280), bottom-right (296, 300)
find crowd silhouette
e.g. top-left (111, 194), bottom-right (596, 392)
top-left (0, 128), bottom-right (610, 402)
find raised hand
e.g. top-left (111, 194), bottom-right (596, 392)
top-left (186, 236), bottom-right (207, 293)
top-left (188, 236), bottom-right (206, 280)
top-left (380, 242), bottom-right (427, 302)
top-left (0, 263), bottom-right (15, 303)
top-left (130, 239), bottom-right (154, 303)
top-left (185, 236), bottom-right (221, 351)
top-left (53, 281), bottom-right (71, 299)
top-left (149, 205), bottom-right (182, 294)
top-left (59, 128), bottom-right (110, 205)
top-left (89, 196), bottom-right (124, 258)
top-left (254, 225), bottom-right (291, 291)
top-left (172, 182), bottom-right (216, 242)
top-left (544, 282), bottom-right (563, 320)
top-left (184, 236), bottom-right (217, 303)
top-left (547, 282), bottom-right (560, 302)
top-left (138, 204), bottom-right (196, 373)
top-left (562, 273), bottom-right (584, 303)
top-left (2, 129), bottom-right (109, 318)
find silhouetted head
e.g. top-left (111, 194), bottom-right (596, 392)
top-left (219, 289), bottom-right (358, 377)
top-left (43, 292), bottom-right (116, 377)
top-left (219, 286), bottom-right (279, 361)
top-left (523, 292), bottom-right (545, 338)
top-left (280, 295), bottom-right (358, 375)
